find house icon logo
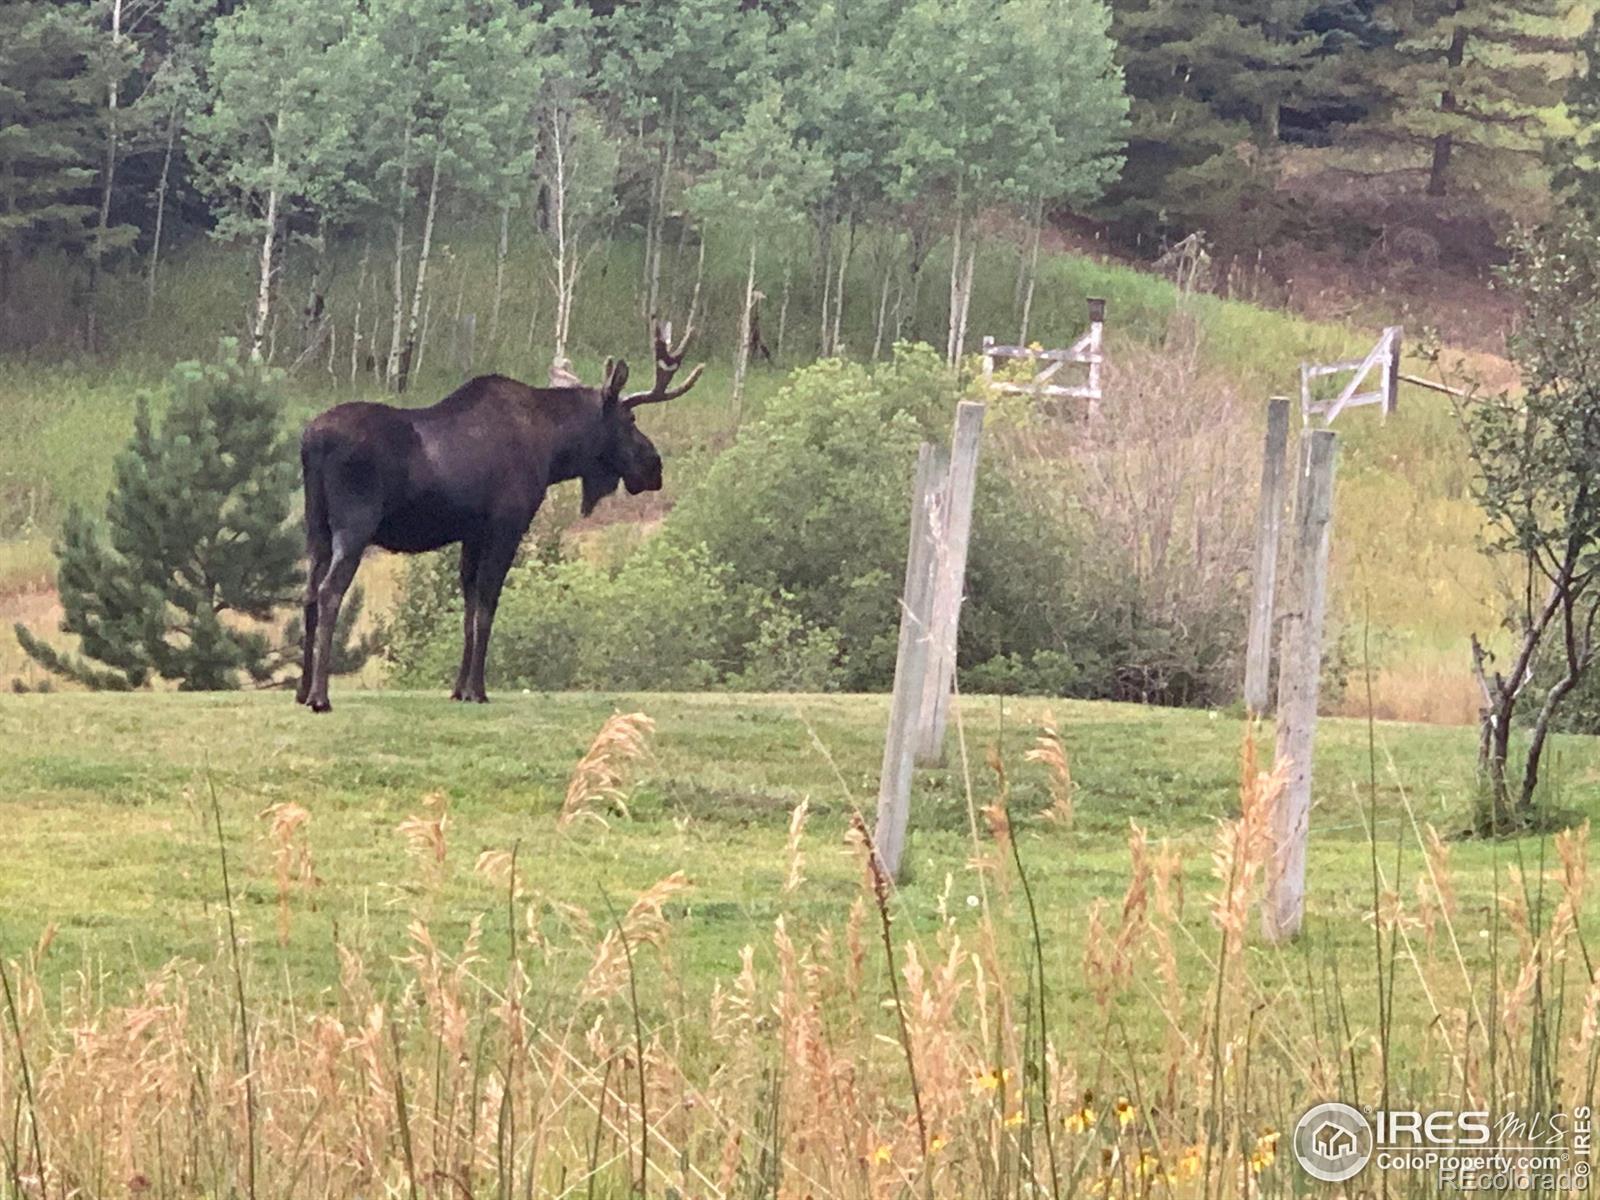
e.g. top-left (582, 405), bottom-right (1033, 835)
top-left (1293, 1102), bottom-right (1374, 1182)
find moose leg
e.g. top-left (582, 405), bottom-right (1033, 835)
top-left (307, 532), bottom-right (366, 713)
top-left (296, 547), bottom-right (329, 705)
top-left (463, 532), bottom-right (520, 703)
top-left (450, 541), bottom-right (483, 701)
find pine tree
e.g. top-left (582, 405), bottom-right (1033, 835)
top-left (1101, 0), bottom-right (1324, 246)
top-left (0, 1), bottom-right (102, 309)
top-left (14, 347), bottom-right (373, 692)
top-left (1551, 6), bottom-right (1600, 211)
top-left (1379, 0), bottom-right (1576, 197)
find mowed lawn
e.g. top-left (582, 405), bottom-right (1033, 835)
top-left (4, 688), bottom-right (1600, 1049)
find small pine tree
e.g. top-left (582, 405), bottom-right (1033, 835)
top-left (14, 346), bottom-right (374, 692)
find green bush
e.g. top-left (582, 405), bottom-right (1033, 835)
top-left (728, 593), bottom-right (846, 692)
top-left (388, 540), bottom-right (741, 693)
top-left (667, 344), bottom-right (1085, 690)
top-left (382, 545), bottom-right (463, 687)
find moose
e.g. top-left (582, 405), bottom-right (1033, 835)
top-left (296, 320), bottom-right (703, 713)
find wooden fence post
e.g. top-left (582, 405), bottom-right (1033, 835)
top-left (1085, 297), bottom-right (1105, 419)
top-left (1264, 429), bottom-right (1339, 943)
top-left (916, 401), bottom-right (986, 765)
top-left (874, 443), bottom-right (948, 878)
top-left (1244, 397), bottom-right (1291, 714)
top-left (1382, 325), bottom-right (1403, 417)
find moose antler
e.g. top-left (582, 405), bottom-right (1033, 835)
top-left (622, 317), bottom-right (705, 408)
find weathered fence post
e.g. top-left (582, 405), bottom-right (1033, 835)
top-left (1244, 397), bottom-right (1291, 714)
top-left (1382, 325), bottom-right (1403, 418)
top-left (915, 401), bottom-right (986, 764)
top-left (874, 443), bottom-right (948, 878)
top-left (1264, 429), bottom-right (1339, 943)
top-left (1085, 297), bottom-right (1105, 419)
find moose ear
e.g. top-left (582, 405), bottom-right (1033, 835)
top-left (601, 357), bottom-right (629, 405)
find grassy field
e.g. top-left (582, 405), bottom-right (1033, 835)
top-left (3, 686), bottom-right (1593, 1015)
top-left (3, 687), bottom-right (1599, 1196)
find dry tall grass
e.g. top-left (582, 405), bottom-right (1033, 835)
top-left (0, 714), bottom-right (1595, 1199)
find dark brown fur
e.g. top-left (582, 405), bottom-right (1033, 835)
top-left (297, 365), bottom-right (671, 712)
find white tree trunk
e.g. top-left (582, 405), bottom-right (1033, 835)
top-left (249, 110), bottom-right (285, 364)
top-left (830, 209), bottom-right (853, 357)
top-left (945, 188), bottom-right (965, 366)
top-left (816, 208), bottom-right (834, 357)
top-left (385, 125), bottom-right (413, 387)
top-left (88, 0), bottom-right (123, 350)
top-left (490, 202), bottom-right (510, 346)
top-left (775, 263), bottom-right (791, 362)
top-left (403, 145), bottom-right (443, 387)
top-left (416, 293), bottom-right (432, 374)
top-left (550, 110), bottom-right (572, 362)
top-left (644, 105), bottom-right (675, 317)
top-left (732, 239), bottom-right (757, 426)
top-left (686, 233), bottom-right (707, 331)
top-left (872, 260), bottom-right (892, 361)
top-left (1017, 195), bottom-right (1043, 346)
top-left (951, 239), bottom-right (977, 363)
top-left (146, 103), bottom-right (178, 317)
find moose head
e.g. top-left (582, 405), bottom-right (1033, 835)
top-left (583, 318), bottom-right (704, 515)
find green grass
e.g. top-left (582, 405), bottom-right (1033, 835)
top-left (4, 687), bottom-right (1596, 1052)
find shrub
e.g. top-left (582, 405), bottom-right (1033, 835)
top-left (668, 344), bottom-right (1086, 690)
top-left (1047, 325), bottom-right (1256, 706)
top-left (389, 540), bottom-right (740, 693)
top-left (728, 593), bottom-right (846, 692)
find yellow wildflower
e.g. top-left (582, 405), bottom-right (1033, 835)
top-left (1005, 1110), bottom-right (1026, 1128)
top-left (1177, 1145), bottom-right (1203, 1179)
top-left (930, 1133), bottom-right (949, 1153)
top-left (972, 1067), bottom-right (1009, 1093)
top-left (1114, 1097), bottom-right (1136, 1128)
top-left (872, 1145), bottom-right (892, 1165)
top-left (1065, 1104), bottom-right (1098, 1133)
top-left (1250, 1128), bottom-right (1279, 1173)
